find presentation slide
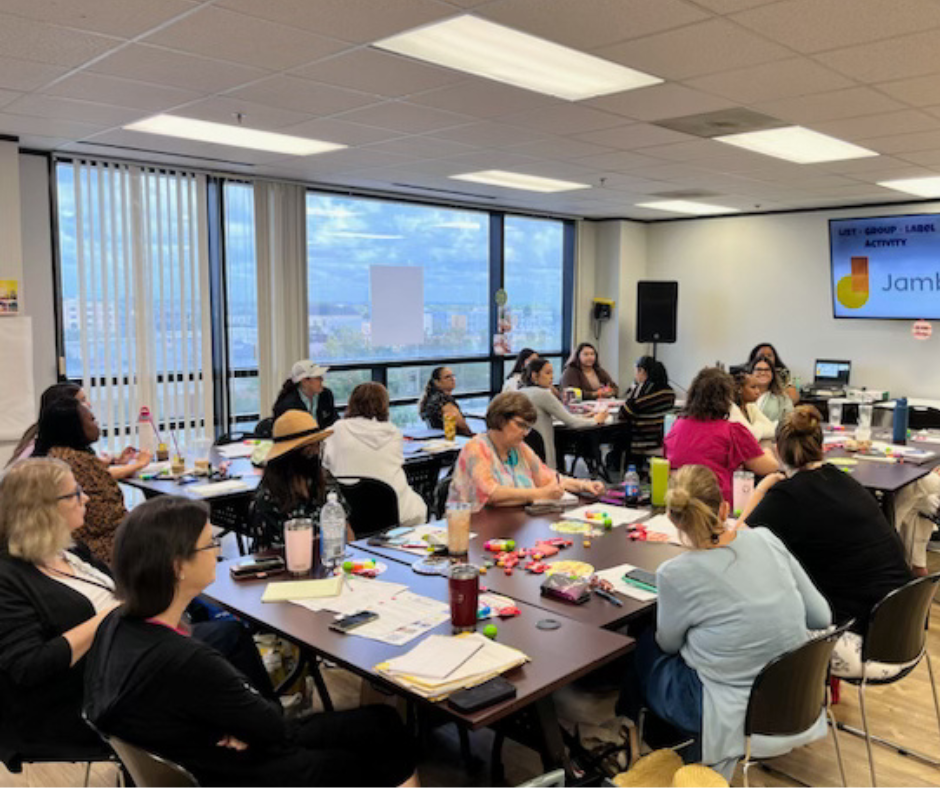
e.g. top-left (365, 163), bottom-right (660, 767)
top-left (830, 213), bottom-right (940, 319)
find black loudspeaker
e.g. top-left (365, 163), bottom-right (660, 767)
top-left (636, 281), bottom-right (678, 343)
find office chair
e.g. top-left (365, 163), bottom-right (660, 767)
top-left (403, 454), bottom-right (444, 518)
top-left (333, 476), bottom-right (400, 537)
top-left (1, 742), bottom-right (116, 788)
top-left (106, 735), bottom-right (197, 787)
top-left (834, 573), bottom-right (940, 786)
top-left (524, 428), bottom-right (547, 462)
top-left (433, 472), bottom-right (454, 520)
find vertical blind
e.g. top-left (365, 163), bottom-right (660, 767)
top-left (61, 158), bottom-right (213, 454)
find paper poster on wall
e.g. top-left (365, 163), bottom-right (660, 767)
top-left (0, 316), bottom-right (35, 440)
top-left (370, 265), bottom-right (423, 348)
top-left (0, 280), bottom-right (19, 315)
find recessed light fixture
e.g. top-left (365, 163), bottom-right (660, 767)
top-left (715, 126), bottom-right (877, 164)
top-left (124, 114), bottom-right (346, 156)
top-left (877, 176), bottom-right (940, 198)
top-left (636, 200), bottom-right (741, 216)
top-left (451, 170), bottom-right (591, 193)
top-left (373, 15), bottom-right (662, 101)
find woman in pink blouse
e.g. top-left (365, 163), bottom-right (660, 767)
top-left (664, 367), bottom-right (779, 503)
top-left (449, 392), bottom-right (605, 508)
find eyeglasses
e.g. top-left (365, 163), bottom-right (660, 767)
top-left (512, 417), bottom-right (534, 435)
top-left (192, 536), bottom-right (222, 554)
top-left (56, 485), bottom-right (84, 503)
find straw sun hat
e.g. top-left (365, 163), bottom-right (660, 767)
top-left (264, 410), bottom-right (332, 463)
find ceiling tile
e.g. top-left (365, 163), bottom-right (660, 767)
top-left (223, 75), bottom-right (378, 117)
top-left (687, 0), bottom-right (777, 12)
top-left (596, 18), bottom-right (792, 80)
top-left (685, 58), bottom-right (854, 104)
top-left (0, 0), bottom-right (199, 38)
top-left (569, 150), bottom-right (661, 172)
top-left (0, 111), bottom-right (104, 140)
top-left (753, 87), bottom-right (907, 124)
top-left (428, 121), bottom-right (549, 147)
top-left (504, 137), bottom-right (615, 160)
top-left (895, 149), bottom-right (940, 167)
top-left (0, 55), bottom-right (67, 92)
top-left (497, 104), bottom-right (625, 136)
top-left (360, 136), bottom-right (478, 158)
top-left (5, 94), bottom-right (143, 127)
top-left (291, 49), bottom-right (463, 98)
top-left (576, 123), bottom-right (695, 150)
top-left (79, 128), bottom-right (291, 165)
top-left (587, 83), bottom-right (736, 122)
top-left (276, 117), bottom-right (405, 146)
top-left (408, 80), bottom-right (559, 119)
top-left (215, 0), bottom-right (456, 43)
top-left (476, 0), bottom-right (708, 50)
top-left (730, 0), bottom-right (940, 54)
top-left (42, 72), bottom-right (203, 112)
top-left (0, 13), bottom-right (120, 67)
top-left (335, 101), bottom-right (476, 133)
top-left (859, 129), bottom-right (940, 155)
top-left (170, 97), bottom-right (315, 131)
top-left (88, 44), bottom-right (270, 93)
top-left (0, 89), bottom-right (23, 111)
top-left (143, 7), bottom-right (350, 72)
top-left (877, 74), bottom-right (940, 108)
top-left (813, 110), bottom-right (940, 143)
top-left (816, 30), bottom-right (940, 83)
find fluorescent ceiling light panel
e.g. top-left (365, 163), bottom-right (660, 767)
top-left (877, 176), bottom-right (940, 197)
top-left (637, 200), bottom-right (741, 216)
top-left (124, 114), bottom-right (346, 156)
top-left (451, 170), bottom-right (591, 193)
top-left (373, 15), bottom-right (662, 101)
top-left (715, 126), bottom-right (877, 164)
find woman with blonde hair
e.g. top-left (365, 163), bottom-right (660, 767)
top-left (623, 464), bottom-right (831, 779)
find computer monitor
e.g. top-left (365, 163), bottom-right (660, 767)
top-left (814, 359), bottom-right (851, 386)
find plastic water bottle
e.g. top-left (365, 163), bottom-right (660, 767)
top-left (137, 407), bottom-right (156, 454)
top-left (624, 464), bottom-right (640, 505)
top-left (320, 491), bottom-right (346, 566)
top-left (893, 397), bottom-right (909, 445)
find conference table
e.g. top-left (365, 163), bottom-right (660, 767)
top-left (201, 546), bottom-right (634, 779)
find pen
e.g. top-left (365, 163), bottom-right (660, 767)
top-left (622, 575), bottom-right (657, 594)
top-left (594, 588), bottom-right (623, 606)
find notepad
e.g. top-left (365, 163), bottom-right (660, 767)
top-left (384, 635), bottom-right (484, 680)
top-left (189, 480), bottom-right (250, 497)
top-left (261, 575), bottom-right (343, 603)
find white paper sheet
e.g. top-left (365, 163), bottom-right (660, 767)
top-left (641, 514), bottom-right (684, 546)
top-left (594, 563), bottom-right (658, 602)
top-left (370, 265), bottom-right (424, 348)
top-left (216, 443), bottom-right (256, 459)
top-left (384, 635), bottom-right (484, 679)
top-left (189, 480), bottom-right (250, 497)
top-left (563, 503), bottom-right (649, 528)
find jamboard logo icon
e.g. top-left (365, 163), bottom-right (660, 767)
top-left (837, 256), bottom-right (869, 309)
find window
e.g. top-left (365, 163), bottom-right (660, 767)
top-left (307, 194), bottom-right (489, 363)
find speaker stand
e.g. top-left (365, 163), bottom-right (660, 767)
top-left (651, 341), bottom-right (658, 361)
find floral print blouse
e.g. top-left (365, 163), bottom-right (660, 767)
top-left (448, 434), bottom-right (555, 508)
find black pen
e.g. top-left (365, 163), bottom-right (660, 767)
top-left (594, 588), bottom-right (623, 607)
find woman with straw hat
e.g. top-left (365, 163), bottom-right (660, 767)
top-left (249, 411), bottom-right (348, 549)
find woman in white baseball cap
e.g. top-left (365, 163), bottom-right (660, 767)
top-left (272, 359), bottom-right (339, 428)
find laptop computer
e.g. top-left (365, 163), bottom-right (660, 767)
top-left (804, 359), bottom-right (851, 396)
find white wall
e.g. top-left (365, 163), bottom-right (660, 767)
top-left (646, 204), bottom-right (940, 397)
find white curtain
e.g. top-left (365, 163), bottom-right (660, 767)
top-left (65, 158), bottom-right (213, 454)
top-left (254, 181), bottom-right (308, 415)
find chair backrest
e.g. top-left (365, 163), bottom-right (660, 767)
top-left (214, 430), bottom-right (252, 446)
top-left (108, 736), bottom-right (199, 787)
top-left (745, 621), bottom-right (853, 737)
top-left (863, 572), bottom-right (940, 664)
top-left (403, 455), bottom-right (444, 512)
top-left (433, 472), bottom-right (454, 520)
top-left (524, 429), bottom-right (547, 462)
top-left (253, 417), bottom-right (274, 439)
top-left (333, 476), bottom-right (400, 537)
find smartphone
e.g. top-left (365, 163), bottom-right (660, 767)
top-left (448, 677), bottom-right (517, 713)
top-left (229, 556), bottom-right (286, 580)
top-left (624, 568), bottom-right (657, 589)
top-left (329, 610), bottom-right (379, 634)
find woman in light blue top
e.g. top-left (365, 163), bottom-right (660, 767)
top-left (635, 464), bottom-right (831, 779)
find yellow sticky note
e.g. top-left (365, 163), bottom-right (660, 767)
top-left (261, 575), bottom-right (342, 603)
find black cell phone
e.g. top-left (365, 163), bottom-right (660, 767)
top-left (229, 556), bottom-right (286, 580)
top-left (329, 610), bottom-right (379, 634)
top-left (624, 568), bottom-right (657, 589)
top-left (448, 676), bottom-right (517, 713)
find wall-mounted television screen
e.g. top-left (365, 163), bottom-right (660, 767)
top-left (830, 212), bottom-right (940, 320)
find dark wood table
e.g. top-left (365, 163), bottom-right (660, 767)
top-left (355, 507), bottom-right (682, 630)
top-left (202, 549), bottom-right (633, 777)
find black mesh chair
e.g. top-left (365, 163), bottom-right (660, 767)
top-left (333, 476), bottom-right (400, 537)
top-left (214, 429), bottom-right (255, 446)
top-left (742, 621), bottom-right (853, 787)
top-left (433, 472), bottom-right (454, 521)
top-left (834, 573), bottom-right (940, 786)
top-left (253, 417), bottom-right (274, 439)
top-left (524, 429), bottom-right (547, 462)
top-left (403, 455), bottom-right (444, 520)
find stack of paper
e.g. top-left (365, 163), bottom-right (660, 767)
top-left (565, 503), bottom-right (649, 528)
top-left (376, 633), bottom-right (528, 700)
top-left (262, 575), bottom-right (342, 603)
top-left (189, 479), bottom-right (250, 497)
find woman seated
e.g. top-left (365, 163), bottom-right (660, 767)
top-left (739, 406), bottom-right (912, 677)
top-left (0, 460), bottom-right (270, 771)
top-left (32, 398), bottom-right (128, 564)
top-left (664, 367), bottom-right (778, 503)
top-left (623, 465), bottom-right (831, 779)
top-left (560, 342), bottom-right (618, 400)
top-left (607, 357), bottom-right (676, 472)
top-left (750, 355), bottom-right (794, 424)
top-left (272, 359), bottom-right (338, 429)
top-left (83, 496), bottom-right (418, 787)
top-left (449, 392), bottom-right (604, 508)
top-left (729, 370), bottom-right (775, 446)
top-left (322, 383), bottom-right (427, 526)
top-left (520, 358), bottom-right (605, 470)
top-left (747, 342), bottom-right (799, 405)
top-left (250, 411), bottom-right (349, 550)
top-left (418, 366), bottom-right (473, 436)
top-left (502, 348), bottom-right (538, 393)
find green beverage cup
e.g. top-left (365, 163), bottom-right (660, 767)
top-left (650, 457), bottom-right (670, 508)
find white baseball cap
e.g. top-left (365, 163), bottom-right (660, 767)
top-left (291, 360), bottom-right (329, 383)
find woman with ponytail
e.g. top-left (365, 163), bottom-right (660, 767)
top-left (624, 464), bottom-right (830, 779)
top-left (418, 366), bottom-right (473, 437)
